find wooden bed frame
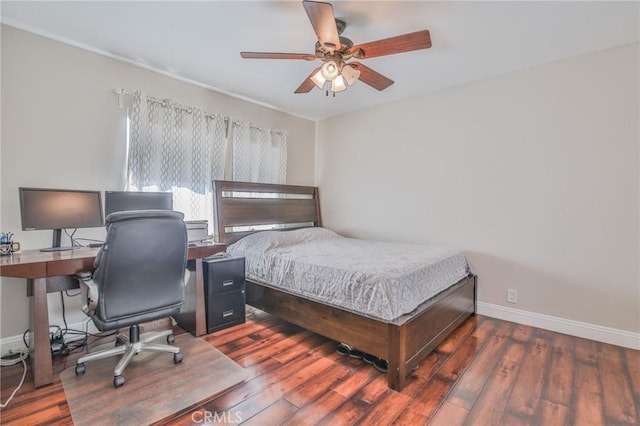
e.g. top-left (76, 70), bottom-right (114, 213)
top-left (213, 180), bottom-right (477, 391)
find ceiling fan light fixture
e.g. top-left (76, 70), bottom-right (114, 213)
top-left (241, 1), bottom-right (433, 95)
top-left (341, 64), bottom-right (360, 86)
top-left (320, 61), bottom-right (340, 81)
top-left (310, 69), bottom-right (327, 89)
top-left (331, 75), bottom-right (347, 93)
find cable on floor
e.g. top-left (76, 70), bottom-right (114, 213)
top-left (0, 348), bottom-right (29, 408)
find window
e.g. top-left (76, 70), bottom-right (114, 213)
top-left (126, 91), bottom-right (287, 233)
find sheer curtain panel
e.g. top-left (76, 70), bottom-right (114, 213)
top-left (127, 91), bottom-right (226, 229)
top-left (229, 121), bottom-right (287, 184)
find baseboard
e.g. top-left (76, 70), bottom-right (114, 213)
top-left (477, 301), bottom-right (640, 350)
top-left (0, 318), bottom-right (171, 354)
top-left (0, 319), bottom-right (99, 354)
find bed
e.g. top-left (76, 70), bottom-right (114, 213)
top-left (213, 180), bottom-right (477, 391)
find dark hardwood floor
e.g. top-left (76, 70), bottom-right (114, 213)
top-left (1, 310), bottom-right (638, 425)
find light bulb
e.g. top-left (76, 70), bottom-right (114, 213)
top-left (341, 65), bottom-right (360, 86)
top-left (331, 75), bottom-right (347, 93)
top-left (310, 69), bottom-right (327, 90)
top-left (320, 61), bottom-right (340, 81)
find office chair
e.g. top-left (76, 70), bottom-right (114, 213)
top-left (74, 210), bottom-right (188, 388)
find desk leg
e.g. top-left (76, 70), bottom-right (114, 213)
top-left (194, 258), bottom-right (206, 336)
top-left (31, 278), bottom-right (54, 387)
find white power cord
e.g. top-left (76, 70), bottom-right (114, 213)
top-left (0, 348), bottom-right (29, 408)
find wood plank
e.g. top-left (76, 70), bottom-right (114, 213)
top-left (574, 336), bottom-right (599, 364)
top-left (331, 364), bottom-right (378, 398)
top-left (434, 315), bottom-right (478, 355)
top-left (262, 356), bottom-right (336, 397)
top-left (315, 395), bottom-right (371, 426)
top-left (536, 399), bottom-right (569, 426)
top-left (281, 390), bottom-right (347, 426)
top-left (203, 320), bottom-right (273, 346)
top-left (284, 361), bottom-right (351, 408)
top-left (505, 336), bottom-right (551, 418)
top-left (429, 401), bottom-right (470, 426)
top-left (239, 356), bottom-right (284, 379)
top-left (232, 330), bottom-right (313, 367)
top-left (213, 335), bottom-right (256, 354)
top-left (498, 413), bottom-right (530, 426)
top-left (511, 323), bottom-right (535, 343)
top-left (431, 316), bottom-right (496, 386)
top-left (625, 348), bottom-right (640, 420)
top-left (599, 343), bottom-right (637, 424)
top-left (393, 408), bottom-right (428, 426)
top-left (357, 373), bottom-right (390, 404)
top-left (242, 398), bottom-right (297, 426)
top-left (399, 352), bottom-right (444, 399)
top-left (446, 321), bottom-right (513, 409)
top-left (573, 361), bottom-right (605, 425)
top-left (0, 382), bottom-right (67, 423)
top-left (411, 376), bottom-right (453, 418)
top-left (356, 389), bottom-right (412, 425)
top-left (437, 335), bottom-right (481, 382)
top-left (543, 333), bottom-right (574, 406)
top-left (2, 404), bottom-right (65, 425)
top-left (271, 333), bottom-right (328, 364)
top-left (465, 341), bottom-right (526, 424)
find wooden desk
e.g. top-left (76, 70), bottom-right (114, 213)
top-left (0, 242), bottom-right (226, 387)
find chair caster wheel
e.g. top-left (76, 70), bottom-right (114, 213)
top-left (173, 352), bottom-right (183, 364)
top-left (113, 375), bottom-right (125, 387)
top-left (75, 363), bottom-right (86, 375)
top-left (115, 336), bottom-right (126, 347)
top-left (167, 334), bottom-right (175, 344)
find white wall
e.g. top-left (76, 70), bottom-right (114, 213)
top-left (0, 25), bottom-right (316, 340)
top-left (317, 43), bottom-right (639, 337)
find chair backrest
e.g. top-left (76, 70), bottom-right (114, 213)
top-left (93, 210), bottom-right (188, 325)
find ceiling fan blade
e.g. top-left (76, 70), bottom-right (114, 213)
top-left (350, 30), bottom-right (432, 59)
top-left (350, 62), bottom-right (394, 91)
top-left (295, 66), bottom-right (322, 93)
top-left (303, 0), bottom-right (341, 51)
top-left (241, 52), bottom-right (317, 60)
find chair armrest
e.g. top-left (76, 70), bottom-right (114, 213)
top-left (75, 272), bottom-right (99, 317)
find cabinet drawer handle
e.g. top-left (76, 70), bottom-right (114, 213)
top-left (222, 310), bottom-right (234, 318)
top-left (222, 280), bottom-right (234, 287)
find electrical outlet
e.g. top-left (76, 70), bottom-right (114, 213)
top-left (507, 288), bottom-right (518, 304)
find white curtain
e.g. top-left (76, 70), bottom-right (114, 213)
top-left (127, 91), bottom-right (287, 233)
top-left (229, 120), bottom-right (287, 184)
top-left (127, 91), bottom-right (226, 230)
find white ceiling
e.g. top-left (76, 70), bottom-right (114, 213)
top-left (2, 1), bottom-right (639, 121)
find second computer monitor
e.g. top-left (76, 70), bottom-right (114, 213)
top-left (104, 191), bottom-right (173, 217)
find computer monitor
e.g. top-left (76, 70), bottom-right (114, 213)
top-left (19, 187), bottom-right (104, 252)
top-left (104, 191), bottom-right (173, 217)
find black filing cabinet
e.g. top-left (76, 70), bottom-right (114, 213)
top-left (203, 255), bottom-right (246, 333)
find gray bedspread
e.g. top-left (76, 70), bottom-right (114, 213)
top-left (227, 227), bottom-right (470, 321)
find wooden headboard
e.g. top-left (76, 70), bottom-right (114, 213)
top-left (212, 180), bottom-right (322, 245)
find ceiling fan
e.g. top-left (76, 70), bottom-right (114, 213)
top-left (240, 0), bottom-right (432, 95)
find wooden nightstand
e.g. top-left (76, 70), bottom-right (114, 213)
top-left (203, 255), bottom-right (246, 333)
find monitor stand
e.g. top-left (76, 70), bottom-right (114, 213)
top-left (39, 229), bottom-right (79, 252)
